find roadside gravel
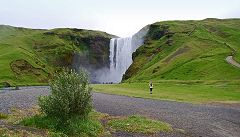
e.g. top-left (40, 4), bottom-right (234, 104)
top-left (0, 87), bottom-right (239, 137)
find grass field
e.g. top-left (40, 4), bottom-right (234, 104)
top-left (92, 81), bottom-right (240, 104)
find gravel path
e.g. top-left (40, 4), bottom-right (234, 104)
top-left (0, 86), bottom-right (50, 113)
top-left (1, 87), bottom-right (240, 137)
top-left (226, 56), bottom-right (240, 68)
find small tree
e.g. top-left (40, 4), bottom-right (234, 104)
top-left (38, 68), bottom-right (92, 123)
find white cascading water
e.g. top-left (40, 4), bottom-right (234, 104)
top-left (106, 26), bottom-right (149, 83)
top-left (109, 37), bottom-right (132, 83)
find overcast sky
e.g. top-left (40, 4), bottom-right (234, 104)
top-left (0, 0), bottom-right (240, 37)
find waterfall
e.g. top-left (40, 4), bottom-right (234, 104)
top-left (109, 37), bottom-right (132, 83)
top-left (73, 26), bottom-right (149, 84)
top-left (106, 26), bottom-right (149, 83)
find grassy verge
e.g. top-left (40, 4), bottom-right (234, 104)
top-left (92, 81), bottom-right (240, 104)
top-left (108, 115), bottom-right (172, 134)
top-left (3, 107), bottom-right (106, 137)
top-left (0, 128), bottom-right (44, 137)
top-left (20, 111), bottom-right (105, 137)
top-left (1, 107), bottom-right (174, 137)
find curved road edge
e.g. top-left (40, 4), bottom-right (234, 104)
top-left (226, 56), bottom-right (240, 68)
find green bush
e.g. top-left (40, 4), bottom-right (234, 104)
top-left (38, 68), bottom-right (92, 123)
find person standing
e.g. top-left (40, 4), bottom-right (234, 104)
top-left (149, 81), bottom-right (153, 94)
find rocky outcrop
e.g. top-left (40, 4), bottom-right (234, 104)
top-left (145, 24), bottom-right (169, 41)
top-left (38, 28), bottom-right (114, 83)
top-left (71, 35), bottom-right (111, 69)
top-left (41, 29), bottom-right (112, 70)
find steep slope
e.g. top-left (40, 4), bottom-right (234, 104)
top-left (0, 25), bottom-right (113, 86)
top-left (123, 18), bottom-right (240, 82)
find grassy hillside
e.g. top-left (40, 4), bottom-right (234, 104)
top-left (0, 25), bottom-right (113, 86)
top-left (123, 18), bottom-right (240, 82)
top-left (1, 18), bottom-right (240, 86)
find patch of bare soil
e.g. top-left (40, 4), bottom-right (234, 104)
top-left (10, 59), bottom-right (49, 82)
top-left (10, 59), bottom-right (43, 76)
top-left (0, 107), bottom-right (48, 136)
top-left (164, 46), bottom-right (190, 63)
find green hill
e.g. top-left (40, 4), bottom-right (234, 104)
top-left (123, 18), bottom-right (240, 82)
top-left (1, 18), bottom-right (240, 86)
top-left (0, 25), bottom-right (113, 86)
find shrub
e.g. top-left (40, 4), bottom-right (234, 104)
top-left (38, 68), bottom-right (92, 123)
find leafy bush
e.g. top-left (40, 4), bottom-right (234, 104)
top-left (38, 68), bottom-right (92, 123)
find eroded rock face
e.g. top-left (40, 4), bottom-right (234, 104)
top-left (145, 24), bottom-right (169, 41)
top-left (1, 82), bottom-right (11, 87)
top-left (11, 60), bottom-right (38, 74)
top-left (10, 59), bottom-right (49, 82)
top-left (71, 36), bottom-right (111, 83)
top-left (72, 36), bottom-right (110, 69)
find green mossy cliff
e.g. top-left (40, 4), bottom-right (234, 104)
top-left (123, 18), bottom-right (240, 82)
top-left (0, 25), bottom-right (114, 86)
